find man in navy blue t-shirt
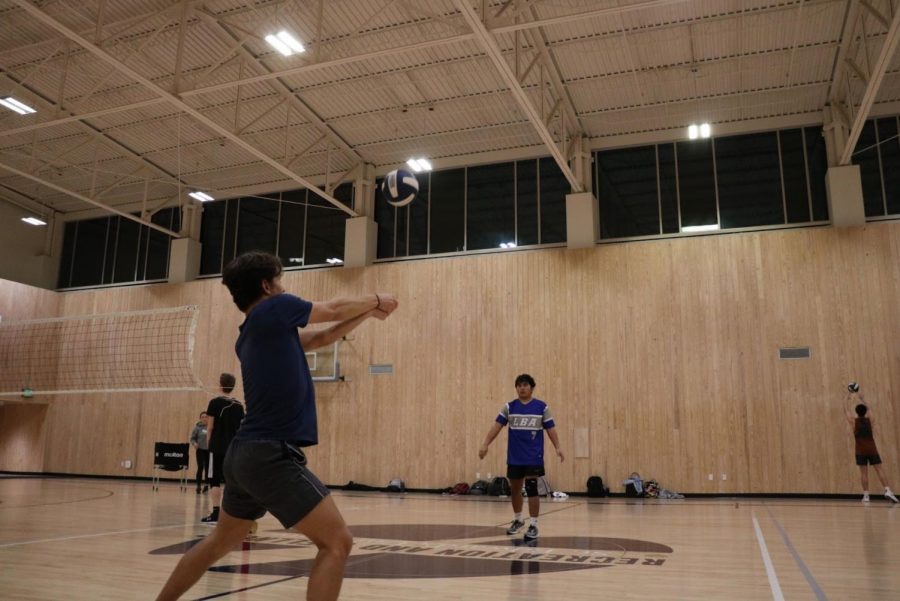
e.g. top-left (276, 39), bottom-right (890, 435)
top-left (479, 374), bottom-right (564, 542)
top-left (156, 251), bottom-right (398, 601)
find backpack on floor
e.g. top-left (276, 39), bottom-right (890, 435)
top-left (488, 476), bottom-right (512, 496)
top-left (450, 482), bottom-right (470, 495)
top-left (469, 479), bottom-right (489, 495)
top-left (587, 475), bottom-right (608, 497)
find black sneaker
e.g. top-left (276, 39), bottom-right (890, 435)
top-left (202, 485), bottom-right (208, 493)
top-left (524, 525), bottom-right (539, 541)
top-left (506, 519), bottom-right (525, 535)
top-left (200, 511), bottom-right (219, 524)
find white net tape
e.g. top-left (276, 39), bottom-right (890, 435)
top-left (0, 306), bottom-right (203, 396)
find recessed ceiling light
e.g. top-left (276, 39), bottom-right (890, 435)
top-left (687, 124), bottom-right (699, 140)
top-left (189, 191), bottom-right (214, 202)
top-left (406, 158), bottom-right (432, 173)
top-left (265, 31), bottom-right (305, 56)
top-left (0, 97), bottom-right (36, 115)
top-left (499, 242), bottom-right (517, 249)
top-left (326, 257), bottom-right (343, 264)
top-left (700, 123), bottom-right (711, 138)
top-left (21, 216), bottom-right (47, 226)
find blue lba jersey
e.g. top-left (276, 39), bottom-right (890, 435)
top-left (496, 399), bottom-right (555, 466)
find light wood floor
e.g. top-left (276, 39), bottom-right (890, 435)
top-left (0, 476), bottom-right (898, 600)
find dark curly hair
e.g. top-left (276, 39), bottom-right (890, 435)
top-left (515, 374), bottom-right (536, 388)
top-left (222, 251), bottom-right (283, 311)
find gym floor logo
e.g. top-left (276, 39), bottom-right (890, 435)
top-left (150, 524), bottom-right (672, 579)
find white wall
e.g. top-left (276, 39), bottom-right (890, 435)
top-left (0, 201), bottom-right (59, 290)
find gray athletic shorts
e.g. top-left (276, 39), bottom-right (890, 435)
top-left (222, 439), bottom-right (330, 528)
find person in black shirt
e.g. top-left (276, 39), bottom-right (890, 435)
top-left (201, 373), bottom-right (245, 523)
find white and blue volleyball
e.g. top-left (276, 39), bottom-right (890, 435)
top-left (382, 169), bottom-right (419, 207)
top-left (848, 381), bottom-right (860, 393)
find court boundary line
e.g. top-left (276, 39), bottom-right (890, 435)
top-left (766, 507), bottom-right (829, 601)
top-left (752, 511), bottom-right (785, 601)
top-left (0, 523), bottom-right (189, 548)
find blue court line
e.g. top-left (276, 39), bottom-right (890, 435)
top-left (765, 506), bottom-right (829, 601)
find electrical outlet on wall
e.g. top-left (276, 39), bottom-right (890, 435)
top-left (721, 473), bottom-right (727, 480)
top-left (708, 473), bottom-right (714, 480)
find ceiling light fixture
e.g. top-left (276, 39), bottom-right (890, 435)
top-left (406, 158), bottom-right (432, 173)
top-left (0, 97), bottom-right (36, 115)
top-left (499, 242), bottom-right (517, 249)
top-left (688, 123), bottom-right (711, 140)
top-left (326, 257), bottom-right (343, 265)
top-left (188, 191), bottom-right (214, 202)
top-left (21, 216), bottom-right (47, 226)
top-left (265, 31), bottom-right (305, 56)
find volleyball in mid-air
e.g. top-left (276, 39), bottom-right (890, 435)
top-left (382, 169), bottom-right (419, 207)
top-left (848, 381), bottom-right (860, 393)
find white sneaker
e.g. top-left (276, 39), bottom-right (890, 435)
top-left (862, 493), bottom-right (870, 503)
top-left (885, 489), bottom-right (899, 504)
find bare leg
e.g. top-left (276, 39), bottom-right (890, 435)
top-left (527, 487), bottom-right (540, 518)
top-left (859, 465), bottom-right (869, 492)
top-left (872, 464), bottom-right (891, 489)
top-left (210, 485), bottom-right (222, 508)
top-left (508, 478), bottom-right (525, 514)
top-left (292, 495), bottom-right (352, 601)
top-left (155, 511), bottom-right (253, 601)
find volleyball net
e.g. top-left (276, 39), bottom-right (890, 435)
top-left (0, 306), bottom-right (203, 396)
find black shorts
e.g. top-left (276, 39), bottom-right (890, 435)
top-left (507, 464), bottom-right (545, 480)
top-left (208, 451), bottom-right (225, 487)
top-left (856, 454), bottom-right (882, 466)
top-left (223, 439), bottom-right (330, 528)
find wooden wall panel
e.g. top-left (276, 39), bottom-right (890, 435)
top-left (0, 403), bottom-right (48, 471)
top-left (3, 224), bottom-right (900, 495)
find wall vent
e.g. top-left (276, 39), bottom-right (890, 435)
top-left (779, 347), bottom-right (811, 360)
top-left (369, 364), bottom-right (394, 375)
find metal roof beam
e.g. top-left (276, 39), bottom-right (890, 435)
top-left (840, 5), bottom-right (900, 164)
top-left (453, 0), bottom-right (581, 191)
top-left (193, 8), bottom-right (363, 163)
top-left (0, 159), bottom-right (179, 237)
top-left (12, 0), bottom-right (356, 217)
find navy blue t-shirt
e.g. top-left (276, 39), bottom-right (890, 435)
top-left (233, 293), bottom-right (317, 446)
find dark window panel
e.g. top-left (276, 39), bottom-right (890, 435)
top-left (102, 217), bottom-right (118, 284)
top-left (676, 139), bottom-right (718, 228)
top-left (144, 208), bottom-right (178, 281)
top-left (877, 117), bottom-right (900, 215)
top-left (597, 146), bottom-right (659, 238)
top-left (57, 221), bottom-right (77, 288)
top-left (396, 196), bottom-right (409, 256)
top-left (222, 198), bottom-right (239, 265)
top-left (430, 168), bottom-right (465, 253)
top-left (305, 183), bottom-right (351, 265)
top-left (539, 157), bottom-right (569, 244)
top-left (516, 160), bottom-right (538, 246)
top-left (780, 129), bottom-right (811, 223)
top-left (659, 144), bottom-right (679, 233)
top-left (467, 162), bottom-right (515, 250)
top-left (408, 173), bottom-right (429, 256)
top-left (717, 132), bottom-right (783, 229)
top-left (805, 127), bottom-right (829, 221)
top-left (112, 216), bottom-right (141, 283)
top-left (70, 217), bottom-right (108, 287)
top-left (199, 200), bottom-right (226, 275)
top-left (279, 190), bottom-right (307, 268)
top-left (374, 178), bottom-right (396, 259)
top-left (855, 120), bottom-right (885, 216)
top-left (236, 196), bottom-right (278, 256)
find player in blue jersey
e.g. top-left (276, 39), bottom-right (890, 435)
top-left (479, 374), bottom-right (564, 541)
top-left (156, 251), bottom-right (398, 601)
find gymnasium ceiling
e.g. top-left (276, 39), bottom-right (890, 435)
top-left (0, 0), bottom-right (899, 222)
